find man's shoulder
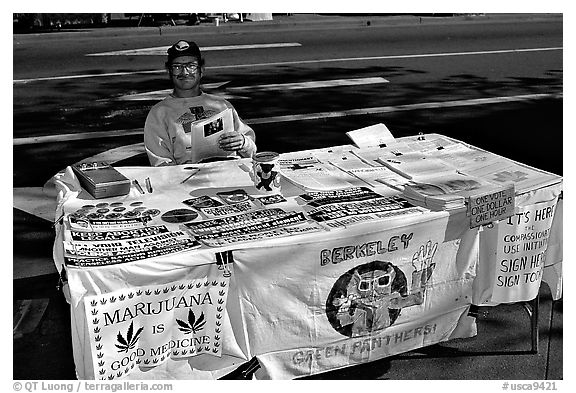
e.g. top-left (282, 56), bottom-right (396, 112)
top-left (200, 92), bottom-right (232, 107)
top-left (149, 95), bottom-right (174, 109)
top-left (147, 95), bottom-right (183, 116)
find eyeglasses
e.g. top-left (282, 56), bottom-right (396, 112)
top-left (357, 273), bottom-right (392, 291)
top-left (170, 63), bottom-right (199, 74)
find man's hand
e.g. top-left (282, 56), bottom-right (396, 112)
top-left (218, 132), bottom-right (245, 151)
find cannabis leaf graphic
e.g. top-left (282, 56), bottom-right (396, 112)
top-left (176, 310), bottom-right (206, 335)
top-left (115, 321), bottom-right (144, 353)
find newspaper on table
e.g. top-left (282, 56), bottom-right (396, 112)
top-left (278, 153), bottom-right (359, 191)
top-left (353, 135), bottom-right (459, 164)
top-left (458, 156), bottom-right (561, 195)
top-left (377, 152), bottom-right (458, 180)
top-left (346, 166), bottom-right (411, 188)
top-left (326, 151), bottom-right (402, 188)
top-left (422, 140), bottom-right (562, 194)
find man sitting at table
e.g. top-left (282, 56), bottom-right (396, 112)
top-left (144, 40), bottom-right (257, 166)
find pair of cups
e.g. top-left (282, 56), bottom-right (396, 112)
top-left (250, 152), bottom-right (281, 194)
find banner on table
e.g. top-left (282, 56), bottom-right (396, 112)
top-left (489, 198), bottom-right (558, 303)
top-left (68, 215), bottom-right (151, 231)
top-left (84, 264), bottom-right (231, 380)
top-left (298, 187), bottom-right (426, 229)
top-left (64, 226), bottom-right (200, 267)
top-left (232, 213), bottom-right (477, 379)
top-left (183, 208), bottom-right (324, 247)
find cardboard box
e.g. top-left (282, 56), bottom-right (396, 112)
top-left (71, 162), bottom-right (131, 199)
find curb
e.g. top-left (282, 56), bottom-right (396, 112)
top-left (13, 13), bottom-right (562, 39)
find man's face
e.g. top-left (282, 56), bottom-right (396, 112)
top-left (169, 55), bottom-right (202, 92)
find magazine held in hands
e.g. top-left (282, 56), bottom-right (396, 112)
top-left (189, 107), bottom-right (235, 163)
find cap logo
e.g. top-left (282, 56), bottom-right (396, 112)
top-left (174, 41), bottom-right (190, 51)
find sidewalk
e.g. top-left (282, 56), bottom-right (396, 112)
top-left (14, 13), bottom-right (563, 39)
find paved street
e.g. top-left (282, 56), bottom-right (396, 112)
top-left (12, 13), bottom-right (563, 381)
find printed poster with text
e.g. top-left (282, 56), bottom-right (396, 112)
top-left (83, 265), bottom-right (231, 380)
top-left (490, 198), bottom-right (558, 303)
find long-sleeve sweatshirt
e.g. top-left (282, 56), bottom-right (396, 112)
top-left (144, 92), bottom-right (257, 166)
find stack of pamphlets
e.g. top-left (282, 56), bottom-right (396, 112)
top-left (402, 173), bottom-right (501, 210)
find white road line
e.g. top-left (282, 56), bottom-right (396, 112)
top-left (215, 47), bottom-right (564, 70)
top-left (114, 90), bottom-right (248, 101)
top-left (227, 77), bottom-right (389, 92)
top-left (13, 93), bottom-right (562, 146)
top-left (14, 70), bottom-right (165, 84)
top-left (14, 128), bottom-right (144, 145)
top-left (87, 43), bottom-right (302, 56)
top-left (115, 89), bottom-right (172, 101)
top-left (115, 77), bottom-right (389, 101)
top-left (110, 81), bottom-right (230, 101)
top-left (13, 47), bottom-right (562, 84)
top-left (80, 142), bottom-right (145, 164)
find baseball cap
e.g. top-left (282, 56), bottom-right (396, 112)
top-left (167, 40), bottom-right (202, 63)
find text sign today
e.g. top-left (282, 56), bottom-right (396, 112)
top-left (468, 185), bottom-right (515, 228)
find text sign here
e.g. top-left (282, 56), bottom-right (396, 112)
top-left (491, 198), bottom-right (557, 303)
